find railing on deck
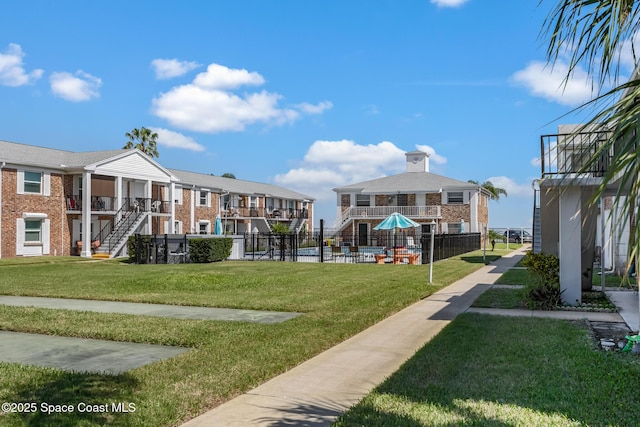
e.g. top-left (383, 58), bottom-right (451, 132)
top-left (336, 205), bottom-right (441, 226)
top-left (540, 131), bottom-right (612, 178)
top-left (223, 207), bottom-right (309, 220)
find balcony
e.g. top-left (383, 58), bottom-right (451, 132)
top-left (223, 207), bottom-right (308, 220)
top-left (340, 205), bottom-right (441, 224)
top-left (540, 130), bottom-right (612, 179)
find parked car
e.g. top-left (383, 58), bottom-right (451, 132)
top-left (504, 230), bottom-right (532, 244)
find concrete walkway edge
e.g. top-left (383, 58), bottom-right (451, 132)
top-left (181, 248), bottom-right (529, 427)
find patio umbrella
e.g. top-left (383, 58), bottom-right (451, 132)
top-left (213, 215), bottom-right (223, 235)
top-left (373, 212), bottom-right (420, 230)
top-left (374, 212), bottom-right (420, 262)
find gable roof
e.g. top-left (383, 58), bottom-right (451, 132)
top-left (169, 169), bottom-right (314, 201)
top-left (0, 139), bottom-right (128, 170)
top-left (333, 171), bottom-right (479, 194)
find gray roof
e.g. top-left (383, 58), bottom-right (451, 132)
top-left (169, 169), bottom-right (314, 201)
top-left (333, 172), bottom-right (479, 194)
top-left (0, 139), bottom-right (313, 201)
top-left (0, 139), bottom-right (127, 169)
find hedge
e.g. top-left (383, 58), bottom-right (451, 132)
top-left (188, 238), bottom-right (233, 263)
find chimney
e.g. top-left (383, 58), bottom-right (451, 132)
top-left (405, 150), bottom-right (430, 173)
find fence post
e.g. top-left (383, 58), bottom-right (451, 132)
top-left (319, 219), bottom-right (324, 263)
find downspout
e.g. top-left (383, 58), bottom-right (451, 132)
top-left (0, 161), bottom-right (4, 258)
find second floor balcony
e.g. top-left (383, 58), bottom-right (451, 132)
top-left (540, 130), bottom-right (613, 179)
top-left (223, 207), bottom-right (309, 220)
top-left (340, 205), bottom-right (441, 224)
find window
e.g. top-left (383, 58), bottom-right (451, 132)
top-left (24, 220), bottom-right (42, 242)
top-left (421, 223), bottom-right (434, 235)
top-left (24, 172), bottom-right (42, 194)
top-left (199, 190), bottom-right (208, 206)
top-left (174, 220), bottom-right (182, 234)
top-left (221, 194), bottom-right (230, 210)
top-left (397, 194), bottom-right (408, 206)
top-left (356, 194), bottom-right (370, 207)
top-left (448, 223), bottom-right (462, 234)
top-left (174, 187), bottom-right (183, 205)
top-left (447, 192), bottom-right (464, 204)
top-left (198, 221), bottom-right (209, 234)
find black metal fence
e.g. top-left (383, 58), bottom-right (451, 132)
top-left (421, 233), bottom-right (482, 263)
top-left (130, 231), bottom-right (482, 265)
top-left (131, 234), bottom-right (189, 264)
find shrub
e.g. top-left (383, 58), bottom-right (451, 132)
top-left (522, 251), bottom-right (562, 310)
top-left (188, 238), bottom-right (232, 263)
top-left (522, 251), bottom-right (559, 286)
top-left (127, 234), bottom-right (152, 263)
top-left (270, 222), bottom-right (290, 234)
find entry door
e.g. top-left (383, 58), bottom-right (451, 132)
top-left (358, 223), bottom-right (368, 246)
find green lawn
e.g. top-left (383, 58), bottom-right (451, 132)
top-left (333, 314), bottom-right (640, 426)
top-left (0, 249), bottom-right (506, 426)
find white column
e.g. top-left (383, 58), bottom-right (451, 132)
top-left (81, 171), bottom-right (93, 258)
top-left (470, 191), bottom-right (478, 232)
top-left (170, 182), bottom-right (176, 233)
top-left (145, 180), bottom-right (152, 234)
top-left (559, 186), bottom-right (582, 305)
top-left (115, 176), bottom-right (123, 223)
top-left (190, 187), bottom-right (196, 233)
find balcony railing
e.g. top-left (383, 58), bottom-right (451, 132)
top-left (540, 131), bottom-right (612, 178)
top-left (339, 205), bottom-right (441, 225)
top-left (223, 207), bottom-right (309, 220)
top-left (66, 196), bottom-right (170, 214)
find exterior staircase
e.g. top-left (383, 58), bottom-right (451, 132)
top-left (532, 188), bottom-right (541, 253)
top-left (93, 208), bottom-right (147, 258)
top-left (289, 217), bottom-right (307, 234)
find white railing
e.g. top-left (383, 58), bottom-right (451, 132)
top-left (339, 205), bottom-right (441, 223)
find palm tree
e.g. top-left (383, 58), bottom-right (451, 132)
top-left (468, 180), bottom-right (508, 200)
top-left (123, 127), bottom-right (159, 158)
top-left (541, 1), bottom-right (640, 271)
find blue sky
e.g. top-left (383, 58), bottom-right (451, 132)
top-left (2, 0), bottom-right (634, 228)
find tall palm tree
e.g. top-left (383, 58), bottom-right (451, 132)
top-left (542, 0), bottom-right (640, 269)
top-left (123, 127), bottom-right (159, 158)
top-left (468, 180), bottom-right (508, 200)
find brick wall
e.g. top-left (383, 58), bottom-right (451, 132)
top-left (174, 188), bottom-right (191, 232)
top-left (441, 204), bottom-right (471, 226)
top-left (1, 168), bottom-right (69, 257)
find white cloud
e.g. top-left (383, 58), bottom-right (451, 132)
top-left (274, 139), bottom-right (448, 203)
top-left (485, 176), bottom-right (533, 198)
top-left (152, 63), bottom-right (331, 133)
top-left (151, 58), bottom-right (200, 79)
top-left (193, 63), bottom-right (264, 89)
top-left (431, 0), bottom-right (469, 7)
top-left (295, 101), bottom-right (333, 114)
top-left (511, 60), bottom-right (596, 106)
top-left (50, 70), bottom-right (101, 102)
top-left (151, 127), bottom-right (205, 152)
top-left (415, 144), bottom-right (447, 164)
top-left (0, 43), bottom-right (43, 87)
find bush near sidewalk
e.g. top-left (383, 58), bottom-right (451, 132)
top-left (521, 251), bottom-right (562, 310)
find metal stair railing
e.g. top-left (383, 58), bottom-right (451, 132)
top-left (92, 198), bottom-right (151, 256)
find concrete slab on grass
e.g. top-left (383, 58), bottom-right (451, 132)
top-left (0, 331), bottom-right (189, 375)
top-left (0, 296), bottom-right (300, 324)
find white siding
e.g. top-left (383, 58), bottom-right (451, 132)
top-left (93, 154), bottom-right (171, 182)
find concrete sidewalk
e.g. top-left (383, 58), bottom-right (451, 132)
top-left (0, 296), bottom-right (300, 324)
top-left (182, 248), bottom-right (529, 427)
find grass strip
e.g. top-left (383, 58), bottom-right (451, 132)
top-left (334, 313), bottom-right (640, 426)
